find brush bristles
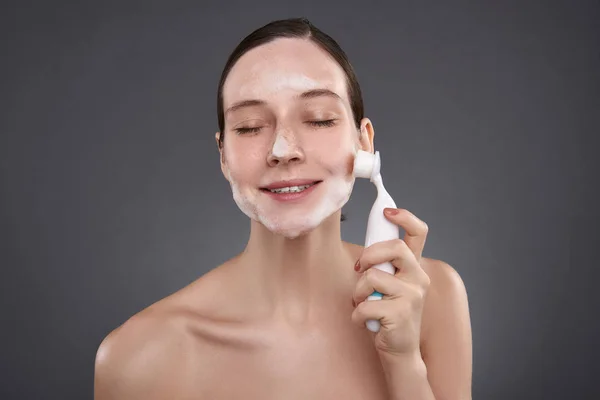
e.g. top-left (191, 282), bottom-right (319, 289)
top-left (353, 150), bottom-right (378, 179)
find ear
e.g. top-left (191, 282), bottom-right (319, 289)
top-left (215, 132), bottom-right (230, 182)
top-left (358, 118), bottom-right (375, 153)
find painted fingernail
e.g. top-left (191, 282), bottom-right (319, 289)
top-left (354, 260), bottom-right (361, 271)
top-left (384, 208), bottom-right (399, 215)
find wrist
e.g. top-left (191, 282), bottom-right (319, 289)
top-left (379, 350), bottom-right (434, 400)
top-left (379, 350), bottom-right (427, 375)
top-left (379, 348), bottom-right (422, 362)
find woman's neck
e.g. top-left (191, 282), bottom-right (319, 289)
top-left (237, 211), bottom-right (358, 328)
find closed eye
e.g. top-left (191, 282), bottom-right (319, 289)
top-left (307, 119), bottom-right (336, 128)
top-left (234, 120), bottom-right (336, 134)
top-left (234, 127), bottom-right (262, 135)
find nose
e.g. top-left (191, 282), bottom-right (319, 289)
top-left (267, 132), bottom-right (304, 167)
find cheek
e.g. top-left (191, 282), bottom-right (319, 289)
top-left (224, 142), bottom-right (265, 184)
top-left (310, 129), bottom-right (357, 176)
top-left (322, 150), bottom-right (354, 177)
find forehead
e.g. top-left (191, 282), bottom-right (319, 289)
top-left (222, 38), bottom-right (349, 105)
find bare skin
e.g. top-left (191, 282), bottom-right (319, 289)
top-left (95, 239), bottom-right (386, 399)
top-left (94, 37), bottom-right (472, 399)
top-left (94, 228), bottom-right (471, 399)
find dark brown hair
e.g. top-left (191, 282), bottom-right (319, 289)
top-left (216, 17), bottom-right (361, 222)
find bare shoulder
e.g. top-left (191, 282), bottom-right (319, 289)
top-left (420, 257), bottom-right (470, 331)
top-left (421, 257), bottom-right (468, 295)
top-left (94, 303), bottom-right (198, 399)
top-left (94, 267), bottom-right (232, 399)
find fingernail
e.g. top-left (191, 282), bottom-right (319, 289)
top-left (354, 260), bottom-right (361, 271)
top-left (384, 208), bottom-right (399, 215)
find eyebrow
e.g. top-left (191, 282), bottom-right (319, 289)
top-left (224, 89), bottom-right (342, 115)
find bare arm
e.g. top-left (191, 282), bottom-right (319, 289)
top-left (377, 260), bottom-right (472, 400)
top-left (419, 260), bottom-right (473, 400)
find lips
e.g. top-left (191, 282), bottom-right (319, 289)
top-left (260, 179), bottom-right (322, 191)
top-left (260, 180), bottom-right (322, 202)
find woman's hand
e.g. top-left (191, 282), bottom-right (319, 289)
top-left (351, 207), bottom-right (431, 358)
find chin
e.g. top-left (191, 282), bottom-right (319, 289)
top-left (232, 177), bottom-right (353, 239)
top-left (274, 228), bottom-right (309, 240)
top-left (260, 216), bottom-right (321, 239)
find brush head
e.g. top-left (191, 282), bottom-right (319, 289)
top-left (353, 150), bottom-right (380, 181)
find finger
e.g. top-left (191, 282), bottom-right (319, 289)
top-left (351, 298), bottom-right (400, 329)
top-left (383, 208), bottom-right (428, 260)
top-left (353, 268), bottom-right (419, 304)
top-left (357, 239), bottom-right (420, 277)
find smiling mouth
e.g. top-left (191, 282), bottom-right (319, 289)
top-left (260, 180), bottom-right (322, 194)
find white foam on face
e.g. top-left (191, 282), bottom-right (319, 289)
top-left (299, 174), bottom-right (355, 232)
top-left (228, 169), bottom-right (258, 220)
top-left (238, 72), bottom-right (322, 99)
top-left (227, 160), bottom-right (355, 240)
top-left (271, 133), bottom-right (291, 158)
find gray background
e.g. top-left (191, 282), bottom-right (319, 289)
top-left (1, 0), bottom-right (598, 399)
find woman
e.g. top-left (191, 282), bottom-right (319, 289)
top-left (94, 18), bottom-right (472, 399)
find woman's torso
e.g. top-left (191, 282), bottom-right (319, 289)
top-left (105, 245), bottom-right (394, 399)
top-left (181, 308), bottom-right (391, 399)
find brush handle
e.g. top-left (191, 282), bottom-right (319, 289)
top-left (365, 260), bottom-right (396, 332)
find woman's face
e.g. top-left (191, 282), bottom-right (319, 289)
top-left (219, 38), bottom-right (372, 238)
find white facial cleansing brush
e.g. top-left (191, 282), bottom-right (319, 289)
top-left (353, 150), bottom-right (400, 333)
